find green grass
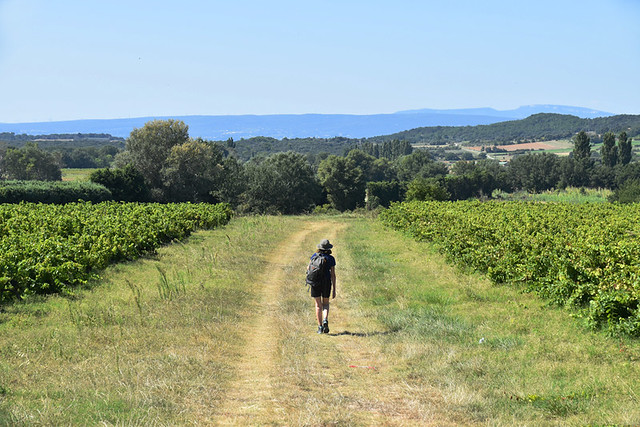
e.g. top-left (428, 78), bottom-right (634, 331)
top-left (1, 214), bottom-right (640, 424)
top-left (0, 215), bottom-right (298, 425)
top-left (61, 168), bottom-right (97, 181)
top-left (342, 218), bottom-right (640, 425)
top-left (494, 187), bottom-right (612, 203)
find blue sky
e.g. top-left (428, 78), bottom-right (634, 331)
top-left (0, 0), bottom-right (638, 122)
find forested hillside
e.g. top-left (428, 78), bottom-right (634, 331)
top-left (225, 113), bottom-right (640, 158)
top-left (368, 113), bottom-right (640, 145)
top-left (0, 132), bottom-right (124, 147)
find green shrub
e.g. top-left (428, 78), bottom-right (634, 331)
top-left (366, 181), bottom-right (404, 209)
top-left (89, 165), bottom-right (150, 202)
top-left (405, 177), bottom-right (450, 201)
top-left (609, 180), bottom-right (640, 203)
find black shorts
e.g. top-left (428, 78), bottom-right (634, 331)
top-left (310, 283), bottom-right (332, 298)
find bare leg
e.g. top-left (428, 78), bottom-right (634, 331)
top-left (314, 297), bottom-right (323, 325)
top-left (322, 300), bottom-right (330, 322)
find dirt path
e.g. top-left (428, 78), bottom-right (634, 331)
top-left (214, 218), bottom-right (450, 425)
top-left (215, 220), bottom-right (329, 423)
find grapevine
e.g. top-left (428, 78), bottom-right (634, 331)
top-left (380, 200), bottom-right (640, 336)
top-left (0, 202), bottom-right (232, 302)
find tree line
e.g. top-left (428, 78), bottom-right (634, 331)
top-left (0, 142), bottom-right (120, 179)
top-left (367, 113), bottom-right (640, 145)
top-left (3, 112), bottom-right (639, 166)
top-left (0, 132), bottom-right (125, 170)
top-left (2, 120), bottom-right (639, 211)
top-left (85, 121), bottom-right (640, 211)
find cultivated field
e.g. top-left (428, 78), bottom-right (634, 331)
top-left (382, 200), bottom-right (640, 336)
top-left (61, 168), bottom-right (97, 182)
top-left (467, 140), bottom-right (573, 153)
top-left (1, 212), bottom-right (640, 424)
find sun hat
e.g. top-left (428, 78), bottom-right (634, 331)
top-left (317, 239), bottom-right (333, 250)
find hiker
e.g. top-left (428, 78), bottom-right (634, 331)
top-left (307, 239), bottom-right (336, 334)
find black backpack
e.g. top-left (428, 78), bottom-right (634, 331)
top-left (306, 254), bottom-right (329, 287)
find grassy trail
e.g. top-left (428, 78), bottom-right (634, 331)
top-left (215, 220), bottom-right (330, 422)
top-left (214, 218), bottom-right (460, 425)
top-left (1, 215), bottom-right (640, 425)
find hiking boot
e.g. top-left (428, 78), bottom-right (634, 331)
top-left (317, 325), bottom-right (323, 334)
top-left (322, 320), bottom-right (329, 334)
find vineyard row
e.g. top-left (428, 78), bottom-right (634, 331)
top-left (0, 202), bottom-right (232, 302)
top-left (380, 200), bottom-right (640, 336)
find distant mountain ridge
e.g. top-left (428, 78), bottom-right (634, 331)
top-left (395, 105), bottom-right (614, 119)
top-left (0, 114), bottom-right (508, 140)
top-left (0, 105), bottom-right (616, 140)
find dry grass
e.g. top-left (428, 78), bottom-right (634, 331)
top-left (345, 218), bottom-right (640, 425)
top-left (0, 216), bottom-right (297, 424)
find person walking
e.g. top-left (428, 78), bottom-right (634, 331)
top-left (307, 239), bottom-right (336, 334)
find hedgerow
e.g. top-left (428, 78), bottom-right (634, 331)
top-left (0, 180), bottom-right (112, 203)
top-left (380, 200), bottom-right (640, 336)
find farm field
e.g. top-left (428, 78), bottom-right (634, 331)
top-left (1, 214), bottom-right (639, 424)
top-left (467, 140), bottom-right (573, 153)
top-left (464, 140), bottom-right (573, 162)
top-left (61, 168), bottom-right (97, 182)
top-left (462, 138), bottom-right (640, 163)
top-left (381, 201), bottom-right (640, 337)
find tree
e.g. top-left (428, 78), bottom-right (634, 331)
top-left (317, 155), bottom-right (366, 211)
top-left (0, 143), bottom-right (61, 181)
top-left (0, 142), bottom-right (7, 176)
top-left (111, 150), bottom-right (133, 169)
top-left (420, 161), bottom-right (449, 179)
top-left (564, 131), bottom-right (594, 187)
top-left (405, 177), bottom-right (450, 201)
top-left (609, 180), bottom-right (640, 203)
top-left (394, 150), bottom-right (437, 181)
top-left (558, 156), bottom-right (592, 188)
top-left (601, 132), bottom-right (618, 167)
top-left (615, 162), bottom-right (640, 188)
top-left (241, 152), bottom-right (321, 214)
top-left (449, 159), bottom-right (509, 197)
top-left (380, 139), bottom-right (413, 159)
top-left (508, 153), bottom-right (561, 192)
top-left (572, 131), bottom-right (591, 161)
top-left (59, 146), bottom-right (120, 169)
top-left (126, 119), bottom-right (190, 192)
top-left (89, 164), bottom-right (150, 201)
top-left (618, 131), bottom-right (632, 165)
top-left (344, 149), bottom-right (376, 180)
top-left (358, 139), bottom-right (412, 160)
top-left (369, 157), bottom-right (397, 182)
top-left (161, 139), bottom-right (225, 202)
top-left (443, 175), bottom-right (475, 200)
top-left (211, 156), bottom-right (246, 208)
top-left (365, 181), bottom-right (403, 209)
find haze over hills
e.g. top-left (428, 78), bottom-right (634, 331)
top-left (0, 105), bottom-right (615, 140)
top-left (0, 113), bottom-right (503, 141)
